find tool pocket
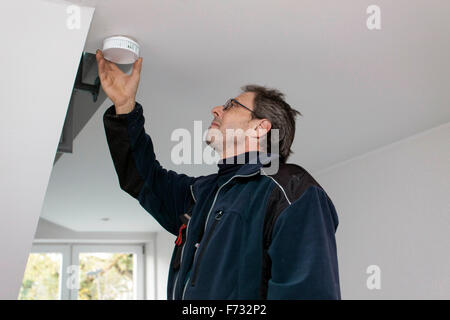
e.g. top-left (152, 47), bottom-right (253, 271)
top-left (171, 193), bottom-right (195, 271)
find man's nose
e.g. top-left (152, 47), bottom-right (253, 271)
top-left (211, 105), bottom-right (224, 119)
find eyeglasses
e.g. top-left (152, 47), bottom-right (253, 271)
top-left (223, 98), bottom-right (255, 114)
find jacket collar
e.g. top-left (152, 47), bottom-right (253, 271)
top-left (191, 152), bottom-right (280, 202)
top-left (233, 151), bottom-right (279, 177)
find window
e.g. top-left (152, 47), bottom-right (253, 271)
top-left (73, 245), bottom-right (144, 300)
top-left (18, 252), bottom-right (62, 300)
top-left (19, 244), bottom-right (144, 300)
top-left (77, 252), bottom-right (133, 300)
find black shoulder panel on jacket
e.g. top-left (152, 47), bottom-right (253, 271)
top-left (265, 163), bottom-right (323, 205)
top-left (261, 163), bottom-right (324, 250)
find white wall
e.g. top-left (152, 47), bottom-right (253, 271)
top-left (0, 0), bottom-right (94, 299)
top-left (34, 218), bottom-right (154, 244)
top-left (316, 122), bottom-right (450, 299)
top-left (155, 231), bottom-right (176, 300)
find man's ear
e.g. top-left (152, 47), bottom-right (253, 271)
top-left (254, 119), bottom-right (271, 139)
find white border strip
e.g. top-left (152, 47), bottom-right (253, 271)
top-left (261, 168), bottom-right (292, 206)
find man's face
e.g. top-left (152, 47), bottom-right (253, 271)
top-left (206, 92), bottom-right (257, 155)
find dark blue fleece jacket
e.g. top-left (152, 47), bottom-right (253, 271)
top-left (103, 102), bottom-right (341, 300)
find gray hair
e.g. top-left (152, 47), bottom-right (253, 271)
top-left (240, 84), bottom-right (302, 163)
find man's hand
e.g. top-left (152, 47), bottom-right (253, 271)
top-left (96, 49), bottom-right (143, 114)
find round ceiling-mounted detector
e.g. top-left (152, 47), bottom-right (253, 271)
top-left (102, 35), bottom-right (140, 64)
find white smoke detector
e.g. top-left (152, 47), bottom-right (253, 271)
top-left (102, 35), bottom-right (140, 64)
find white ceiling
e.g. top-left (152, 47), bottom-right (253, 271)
top-left (41, 0), bottom-right (450, 232)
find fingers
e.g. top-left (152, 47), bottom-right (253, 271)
top-left (96, 49), bottom-right (104, 64)
top-left (96, 49), bottom-right (119, 75)
top-left (107, 60), bottom-right (121, 72)
top-left (97, 49), bottom-right (139, 78)
top-left (131, 57), bottom-right (143, 79)
top-left (96, 49), bottom-right (107, 81)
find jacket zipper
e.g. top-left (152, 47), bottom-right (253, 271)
top-left (181, 171), bottom-right (260, 299)
top-left (172, 184), bottom-right (196, 300)
top-left (190, 210), bottom-right (223, 287)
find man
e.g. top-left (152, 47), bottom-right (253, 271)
top-left (97, 49), bottom-right (341, 300)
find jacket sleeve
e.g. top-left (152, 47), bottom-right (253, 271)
top-left (267, 185), bottom-right (341, 299)
top-left (103, 102), bottom-right (198, 236)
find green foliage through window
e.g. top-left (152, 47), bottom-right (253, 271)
top-left (18, 251), bottom-right (135, 300)
top-left (78, 253), bottom-right (134, 300)
top-left (18, 253), bottom-right (61, 300)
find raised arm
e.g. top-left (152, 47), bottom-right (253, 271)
top-left (97, 49), bottom-right (197, 235)
top-left (103, 103), bottom-right (197, 235)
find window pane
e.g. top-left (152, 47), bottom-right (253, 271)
top-left (78, 253), bottom-right (134, 300)
top-left (18, 253), bottom-right (62, 300)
